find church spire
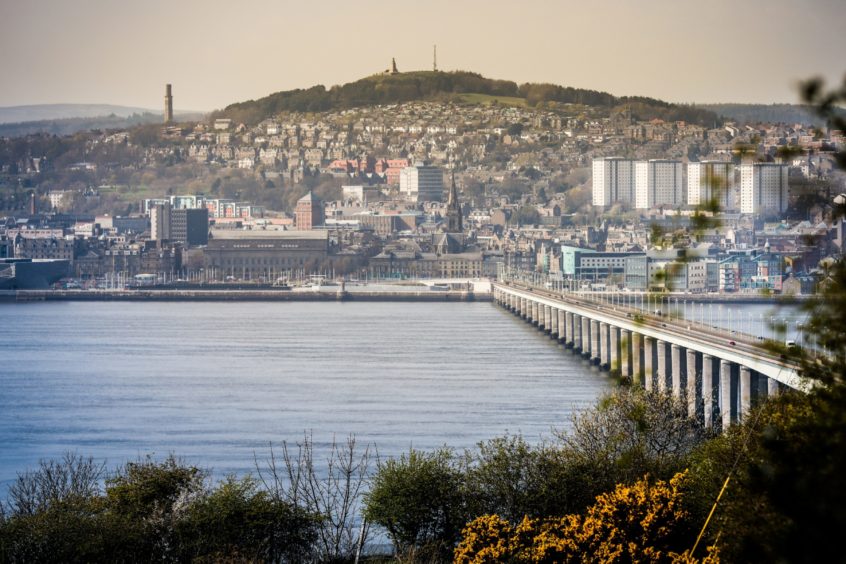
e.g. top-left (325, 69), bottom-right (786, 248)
top-left (446, 169), bottom-right (462, 233)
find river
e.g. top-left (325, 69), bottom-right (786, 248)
top-left (0, 301), bottom-right (614, 489)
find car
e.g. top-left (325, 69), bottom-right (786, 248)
top-left (729, 340), bottom-right (736, 346)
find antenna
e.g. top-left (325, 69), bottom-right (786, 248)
top-left (433, 44), bottom-right (437, 72)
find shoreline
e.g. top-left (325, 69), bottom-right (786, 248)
top-left (3, 289), bottom-right (490, 302)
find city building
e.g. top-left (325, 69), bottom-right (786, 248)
top-left (150, 203), bottom-right (172, 241)
top-left (635, 160), bottom-right (683, 209)
top-left (592, 157), bottom-right (636, 207)
top-left (204, 230), bottom-right (329, 280)
top-left (688, 161), bottom-right (735, 210)
top-left (171, 208), bottom-right (209, 246)
top-left (740, 163), bottom-right (789, 215)
top-left (399, 164), bottom-right (444, 202)
top-left (295, 192), bottom-right (325, 230)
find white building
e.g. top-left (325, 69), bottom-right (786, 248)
top-left (688, 161), bottom-right (735, 210)
top-left (739, 163), bottom-right (789, 215)
top-left (592, 157), bottom-right (636, 207)
top-left (150, 203), bottom-right (172, 241)
top-left (635, 160), bottom-right (683, 209)
top-left (399, 164), bottom-right (444, 202)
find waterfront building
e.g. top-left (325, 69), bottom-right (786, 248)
top-left (635, 160), bottom-right (684, 209)
top-left (688, 161), bottom-right (735, 210)
top-left (399, 164), bottom-right (444, 203)
top-left (739, 163), bottom-right (789, 215)
top-left (592, 157), bottom-right (636, 207)
top-left (204, 230), bottom-right (329, 280)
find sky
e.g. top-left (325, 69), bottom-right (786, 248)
top-left (1, 0), bottom-right (844, 111)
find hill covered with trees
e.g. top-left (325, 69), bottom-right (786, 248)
top-left (216, 70), bottom-right (720, 127)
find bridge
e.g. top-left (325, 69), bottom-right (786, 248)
top-left (493, 267), bottom-right (806, 431)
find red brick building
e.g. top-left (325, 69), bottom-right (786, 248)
top-left (295, 192), bottom-right (324, 230)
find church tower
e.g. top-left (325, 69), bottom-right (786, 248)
top-left (446, 170), bottom-right (463, 233)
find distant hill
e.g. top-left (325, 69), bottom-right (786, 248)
top-left (217, 70), bottom-right (721, 127)
top-left (0, 111), bottom-right (206, 138)
top-left (0, 104), bottom-right (162, 124)
top-left (700, 103), bottom-right (846, 127)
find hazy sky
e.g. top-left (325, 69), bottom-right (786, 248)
top-left (1, 0), bottom-right (844, 111)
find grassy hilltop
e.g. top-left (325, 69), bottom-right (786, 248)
top-left (216, 70), bottom-right (720, 126)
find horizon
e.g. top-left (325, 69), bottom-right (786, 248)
top-left (2, 0), bottom-right (844, 112)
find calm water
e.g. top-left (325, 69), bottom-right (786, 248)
top-left (0, 301), bottom-right (612, 489)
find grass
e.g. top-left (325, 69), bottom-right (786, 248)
top-left (455, 93), bottom-right (529, 108)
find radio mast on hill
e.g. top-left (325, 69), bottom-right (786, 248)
top-left (433, 45), bottom-right (437, 72)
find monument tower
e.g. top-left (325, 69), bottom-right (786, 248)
top-left (164, 84), bottom-right (173, 124)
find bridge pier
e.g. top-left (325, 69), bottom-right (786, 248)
top-left (564, 311), bottom-right (573, 346)
top-left (600, 322), bottom-right (609, 368)
top-left (768, 377), bottom-right (780, 398)
top-left (532, 301), bottom-right (540, 326)
top-left (573, 314), bottom-right (582, 351)
top-left (720, 359), bottom-right (734, 431)
top-left (558, 310), bottom-right (567, 343)
top-left (702, 354), bottom-right (715, 429)
top-left (581, 316), bottom-right (590, 357)
top-left (620, 328), bottom-right (632, 379)
top-left (632, 332), bottom-right (643, 386)
top-left (644, 336), bottom-right (655, 391)
top-left (550, 307), bottom-right (559, 338)
top-left (656, 340), bottom-right (667, 392)
top-left (590, 319), bottom-right (600, 364)
top-left (671, 344), bottom-right (682, 399)
top-left (609, 325), bottom-right (620, 375)
top-left (740, 366), bottom-right (751, 419)
top-left (686, 348), bottom-right (698, 419)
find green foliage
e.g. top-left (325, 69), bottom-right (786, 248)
top-left (557, 388), bottom-right (709, 512)
top-left (175, 475), bottom-right (318, 562)
top-left (463, 435), bottom-right (574, 523)
top-left (363, 448), bottom-right (466, 559)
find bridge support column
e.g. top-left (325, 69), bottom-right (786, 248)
top-left (656, 340), bottom-right (667, 392)
top-left (686, 348), bottom-right (698, 418)
top-left (702, 354), bottom-right (715, 429)
top-left (740, 366), bottom-right (752, 421)
top-left (720, 359), bottom-right (733, 431)
top-left (671, 344), bottom-right (682, 399)
top-left (644, 336), bottom-right (655, 391)
top-left (767, 377), bottom-right (780, 398)
top-left (520, 297), bottom-right (527, 318)
top-left (581, 316), bottom-right (590, 356)
top-left (558, 310), bottom-right (566, 342)
top-left (610, 326), bottom-right (620, 375)
top-left (599, 322), bottom-right (609, 368)
top-left (620, 329), bottom-right (631, 379)
top-left (542, 305), bottom-right (550, 331)
top-left (564, 311), bottom-right (573, 346)
top-left (632, 333), bottom-right (643, 386)
top-left (590, 319), bottom-right (600, 364)
top-left (550, 308), bottom-right (559, 338)
top-left (532, 301), bottom-right (540, 325)
top-left (573, 314), bottom-right (581, 350)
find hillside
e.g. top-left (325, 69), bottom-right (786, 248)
top-left (217, 70), bottom-right (720, 127)
top-left (0, 104), bottom-right (158, 124)
top-left (700, 103), bottom-right (846, 126)
top-left (0, 111), bottom-right (207, 138)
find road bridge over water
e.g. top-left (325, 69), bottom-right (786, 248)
top-left (493, 269), bottom-right (805, 431)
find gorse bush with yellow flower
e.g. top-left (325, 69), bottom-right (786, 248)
top-left (455, 472), bottom-right (719, 564)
